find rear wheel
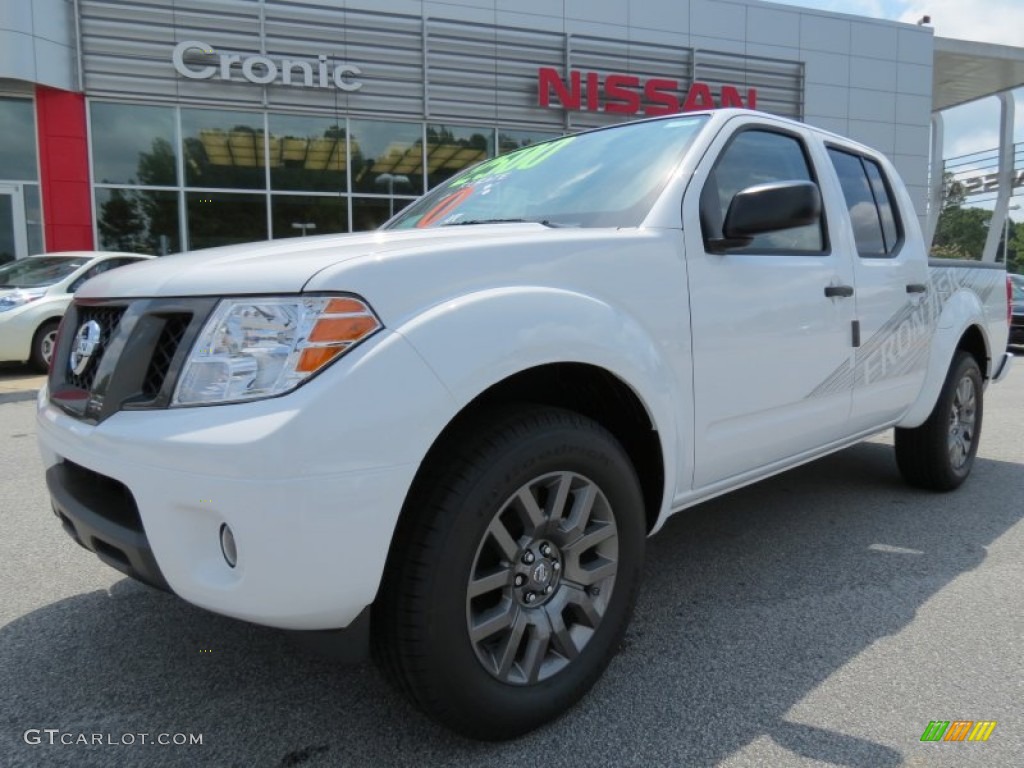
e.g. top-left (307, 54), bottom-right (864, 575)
top-left (373, 406), bottom-right (646, 740)
top-left (895, 351), bottom-right (983, 491)
top-left (30, 320), bottom-right (60, 373)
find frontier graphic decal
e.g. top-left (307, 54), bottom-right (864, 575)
top-left (807, 267), bottom-right (1004, 399)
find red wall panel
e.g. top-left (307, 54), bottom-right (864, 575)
top-left (35, 86), bottom-right (94, 252)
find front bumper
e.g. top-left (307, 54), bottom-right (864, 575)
top-left (46, 460), bottom-right (170, 591)
top-left (36, 330), bottom-right (456, 630)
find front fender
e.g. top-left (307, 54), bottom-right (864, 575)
top-left (898, 289), bottom-right (990, 428)
top-left (395, 286), bottom-right (681, 523)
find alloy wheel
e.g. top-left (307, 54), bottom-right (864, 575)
top-left (465, 471), bottom-right (619, 685)
top-left (947, 375), bottom-right (976, 470)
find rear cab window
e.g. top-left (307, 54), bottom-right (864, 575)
top-left (826, 147), bottom-right (903, 257)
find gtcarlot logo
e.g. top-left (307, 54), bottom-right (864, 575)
top-left (24, 729), bottom-right (203, 747)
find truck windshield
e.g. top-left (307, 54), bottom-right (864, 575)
top-left (384, 115), bottom-right (708, 230)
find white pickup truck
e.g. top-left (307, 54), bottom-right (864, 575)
top-left (37, 109), bottom-right (1012, 739)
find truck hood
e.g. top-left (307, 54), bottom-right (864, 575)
top-left (76, 225), bottom-right (554, 299)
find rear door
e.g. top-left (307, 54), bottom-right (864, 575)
top-left (824, 146), bottom-right (931, 431)
top-left (683, 118), bottom-right (857, 489)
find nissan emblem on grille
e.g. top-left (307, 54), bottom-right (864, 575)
top-left (69, 320), bottom-right (102, 375)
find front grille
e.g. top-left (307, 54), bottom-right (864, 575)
top-left (142, 314), bottom-right (192, 398)
top-left (49, 296), bottom-right (217, 424)
top-left (66, 306), bottom-right (126, 391)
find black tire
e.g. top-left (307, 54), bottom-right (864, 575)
top-left (373, 405), bottom-right (646, 740)
top-left (30, 320), bottom-right (60, 373)
top-left (895, 350), bottom-right (983, 491)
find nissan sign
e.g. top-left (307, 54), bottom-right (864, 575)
top-left (538, 67), bottom-right (757, 115)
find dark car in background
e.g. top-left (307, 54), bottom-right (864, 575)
top-left (1010, 274), bottom-right (1024, 348)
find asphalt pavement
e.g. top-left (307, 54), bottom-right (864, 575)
top-left (1, 363), bottom-right (1021, 767)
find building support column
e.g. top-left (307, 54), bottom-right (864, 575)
top-left (925, 111), bottom-right (944, 250)
top-left (35, 86), bottom-right (93, 252)
top-left (981, 91), bottom-right (1015, 263)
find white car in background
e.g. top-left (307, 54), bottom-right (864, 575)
top-left (0, 252), bottom-right (152, 371)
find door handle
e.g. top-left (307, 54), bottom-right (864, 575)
top-left (906, 283), bottom-right (928, 294)
top-left (824, 285), bottom-right (854, 298)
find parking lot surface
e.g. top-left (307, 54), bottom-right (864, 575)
top-left (1, 364), bottom-right (1021, 767)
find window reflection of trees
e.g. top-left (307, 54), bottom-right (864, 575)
top-left (97, 185), bottom-right (179, 255)
top-left (97, 136), bottom-right (180, 255)
top-left (184, 125), bottom-right (266, 189)
top-left (272, 124), bottom-right (352, 192)
top-left (425, 125), bottom-right (492, 189)
top-left (94, 108), bottom-right (539, 248)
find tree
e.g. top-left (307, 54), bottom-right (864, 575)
top-left (137, 137), bottom-right (177, 187)
top-left (97, 189), bottom-right (145, 252)
top-left (136, 138), bottom-right (180, 254)
top-left (942, 171), bottom-right (966, 209)
top-left (932, 207), bottom-right (990, 260)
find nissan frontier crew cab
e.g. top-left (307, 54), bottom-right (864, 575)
top-left (37, 109), bottom-right (1013, 740)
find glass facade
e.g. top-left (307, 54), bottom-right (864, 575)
top-left (272, 195), bottom-right (348, 240)
top-left (499, 128), bottom-right (559, 156)
top-left (0, 98), bottom-right (39, 182)
top-left (91, 102), bottom-right (177, 186)
top-left (181, 108), bottom-right (266, 190)
top-left (350, 119), bottom-right (425, 196)
top-left (95, 188), bottom-right (180, 255)
top-left (89, 100), bottom-right (558, 254)
top-left (426, 124), bottom-right (495, 189)
top-left (269, 114), bottom-right (348, 193)
top-left (0, 97), bottom-right (43, 258)
top-left (186, 191), bottom-right (267, 250)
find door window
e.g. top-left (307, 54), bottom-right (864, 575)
top-left (700, 130), bottom-right (824, 253)
top-left (827, 148), bottom-right (902, 257)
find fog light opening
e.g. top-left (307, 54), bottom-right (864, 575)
top-left (219, 523), bottom-right (237, 568)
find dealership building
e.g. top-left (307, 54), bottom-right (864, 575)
top-left (1, 0), bottom-right (1022, 261)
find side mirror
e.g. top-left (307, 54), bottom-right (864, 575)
top-left (711, 180), bottom-right (822, 251)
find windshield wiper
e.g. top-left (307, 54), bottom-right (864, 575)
top-left (441, 218), bottom-right (569, 227)
top-left (442, 218), bottom-right (529, 226)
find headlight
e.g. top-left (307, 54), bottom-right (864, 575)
top-left (173, 295), bottom-right (381, 405)
top-left (0, 289), bottom-right (47, 312)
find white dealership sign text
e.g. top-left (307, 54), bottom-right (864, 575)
top-left (172, 40), bottom-right (362, 91)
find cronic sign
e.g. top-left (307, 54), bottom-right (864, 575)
top-left (172, 40), bottom-right (363, 91)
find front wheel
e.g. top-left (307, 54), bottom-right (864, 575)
top-left (373, 406), bottom-right (646, 740)
top-left (30, 320), bottom-right (60, 373)
top-left (895, 350), bottom-right (983, 491)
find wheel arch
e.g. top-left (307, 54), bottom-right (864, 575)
top-left (898, 319), bottom-right (991, 429)
top-left (955, 324), bottom-right (988, 376)
top-left (398, 363), bottom-right (666, 539)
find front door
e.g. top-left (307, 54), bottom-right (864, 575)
top-left (0, 184), bottom-right (28, 263)
top-left (683, 120), bottom-right (857, 490)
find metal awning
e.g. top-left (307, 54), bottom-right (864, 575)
top-left (933, 36), bottom-right (1024, 111)
top-left (928, 38), bottom-right (1024, 261)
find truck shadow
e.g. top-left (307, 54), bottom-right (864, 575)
top-left (2, 442), bottom-right (1021, 767)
